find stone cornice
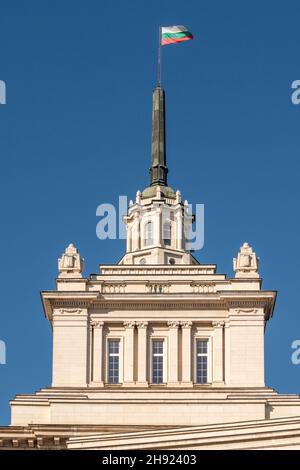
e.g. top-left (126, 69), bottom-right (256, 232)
top-left (41, 290), bottom-right (276, 322)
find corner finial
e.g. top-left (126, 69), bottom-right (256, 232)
top-left (233, 242), bottom-right (260, 278)
top-left (58, 243), bottom-right (84, 278)
top-left (136, 190), bottom-right (141, 204)
top-left (176, 190), bottom-right (181, 204)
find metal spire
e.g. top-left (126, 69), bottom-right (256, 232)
top-left (149, 86), bottom-right (168, 186)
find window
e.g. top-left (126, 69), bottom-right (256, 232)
top-left (196, 339), bottom-right (208, 384)
top-left (108, 339), bottom-right (120, 384)
top-left (152, 340), bottom-right (164, 384)
top-left (163, 222), bottom-right (171, 246)
top-left (144, 221), bottom-right (153, 247)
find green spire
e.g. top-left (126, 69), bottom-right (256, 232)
top-left (142, 86), bottom-right (175, 200)
top-left (149, 86), bottom-right (168, 186)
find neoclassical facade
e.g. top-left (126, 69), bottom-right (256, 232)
top-left (47, 240), bottom-right (267, 394)
top-left (2, 86), bottom-right (300, 450)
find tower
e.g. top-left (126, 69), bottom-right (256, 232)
top-left (121, 86), bottom-right (195, 266)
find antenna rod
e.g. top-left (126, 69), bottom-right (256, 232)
top-left (157, 27), bottom-right (162, 86)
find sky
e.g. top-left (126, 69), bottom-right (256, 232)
top-left (0, 0), bottom-right (300, 425)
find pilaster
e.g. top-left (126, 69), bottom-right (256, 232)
top-left (181, 321), bottom-right (193, 386)
top-left (90, 321), bottom-right (104, 387)
top-left (212, 321), bottom-right (225, 384)
top-left (123, 321), bottom-right (136, 386)
top-left (224, 321), bottom-right (231, 385)
top-left (167, 321), bottom-right (180, 386)
top-left (136, 321), bottom-right (148, 387)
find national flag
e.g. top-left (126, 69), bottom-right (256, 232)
top-left (161, 25), bottom-right (194, 46)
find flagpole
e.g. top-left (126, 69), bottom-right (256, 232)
top-left (157, 26), bottom-right (162, 86)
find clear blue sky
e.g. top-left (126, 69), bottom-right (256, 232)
top-left (0, 1), bottom-right (300, 425)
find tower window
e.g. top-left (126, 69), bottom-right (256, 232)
top-left (152, 340), bottom-right (164, 384)
top-left (163, 222), bottom-right (171, 246)
top-left (108, 339), bottom-right (120, 384)
top-left (196, 339), bottom-right (208, 384)
top-left (144, 221), bottom-right (153, 247)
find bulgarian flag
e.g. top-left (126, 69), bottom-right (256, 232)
top-left (161, 25), bottom-right (194, 46)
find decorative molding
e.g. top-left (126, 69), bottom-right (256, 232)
top-left (89, 300), bottom-right (270, 312)
top-left (100, 266), bottom-right (216, 276)
top-left (90, 320), bottom-right (104, 328)
top-left (136, 321), bottom-right (149, 329)
top-left (58, 308), bottom-right (83, 315)
top-left (212, 321), bottom-right (225, 328)
top-left (167, 320), bottom-right (180, 328)
top-left (235, 309), bottom-right (259, 314)
top-left (123, 321), bottom-right (136, 328)
top-left (90, 302), bottom-right (226, 311)
top-left (53, 301), bottom-right (91, 309)
top-left (180, 321), bottom-right (193, 328)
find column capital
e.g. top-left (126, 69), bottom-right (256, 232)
top-left (123, 320), bottom-right (136, 329)
top-left (212, 321), bottom-right (225, 328)
top-left (136, 321), bottom-right (148, 329)
top-left (180, 320), bottom-right (192, 328)
top-left (90, 320), bottom-right (104, 328)
top-left (167, 320), bottom-right (180, 328)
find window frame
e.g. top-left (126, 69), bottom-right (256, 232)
top-left (143, 221), bottom-right (154, 247)
top-left (193, 336), bottom-right (212, 384)
top-left (163, 221), bottom-right (172, 247)
top-left (106, 337), bottom-right (123, 384)
top-left (150, 337), bottom-right (167, 384)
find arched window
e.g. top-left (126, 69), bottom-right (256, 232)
top-left (144, 221), bottom-right (153, 247)
top-left (163, 222), bottom-right (171, 246)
